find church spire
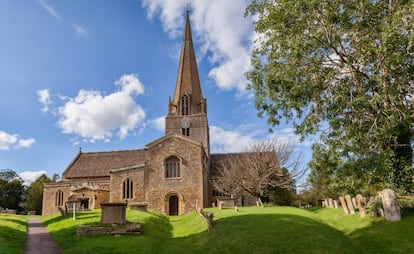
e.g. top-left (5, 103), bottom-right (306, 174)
top-left (169, 10), bottom-right (206, 116)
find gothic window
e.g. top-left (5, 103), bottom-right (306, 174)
top-left (181, 94), bottom-right (190, 115)
top-left (181, 128), bottom-right (190, 136)
top-left (55, 190), bottom-right (64, 206)
top-left (165, 156), bottom-right (180, 178)
top-left (123, 178), bottom-right (133, 199)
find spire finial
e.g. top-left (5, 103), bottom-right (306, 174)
top-left (186, 1), bottom-right (190, 13)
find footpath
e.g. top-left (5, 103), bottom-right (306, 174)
top-left (25, 217), bottom-right (62, 254)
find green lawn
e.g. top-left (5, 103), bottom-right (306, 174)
top-left (0, 214), bottom-right (28, 254)
top-left (40, 206), bottom-right (414, 254)
top-left (1, 207), bottom-right (413, 253)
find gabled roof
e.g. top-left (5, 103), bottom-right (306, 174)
top-left (145, 132), bottom-right (203, 149)
top-left (62, 149), bottom-right (147, 179)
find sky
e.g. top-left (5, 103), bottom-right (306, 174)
top-left (0, 0), bottom-right (313, 185)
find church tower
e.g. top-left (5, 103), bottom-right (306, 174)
top-left (165, 11), bottom-right (210, 155)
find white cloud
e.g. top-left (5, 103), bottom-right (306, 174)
top-left (141, 0), bottom-right (254, 92)
top-left (209, 125), bottom-right (313, 154)
top-left (148, 116), bottom-right (165, 131)
top-left (37, 0), bottom-right (62, 21)
top-left (210, 125), bottom-right (255, 153)
top-left (37, 89), bottom-right (52, 113)
top-left (72, 23), bottom-right (88, 38)
top-left (18, 170), bottom-right (48, 186)
top-left (57, 74), bottom-right (146, 142)
top-left (0, 131), bottom-right (35, 150)
top-left (16, 138), bottom-right (36, 149)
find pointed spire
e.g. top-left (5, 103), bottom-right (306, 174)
top-left (169, 10), bottom-right (206, 115)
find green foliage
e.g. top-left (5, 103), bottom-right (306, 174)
top-left (0, 214), bottom-right (27, 254)
top-left (0, 169), bottom-right (25, 211)
top-left (246, 0), bottom-right (414, 196)
top-left (25, 174), bottom-right (51, 214)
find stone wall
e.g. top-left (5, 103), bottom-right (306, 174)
top-left (145, 136), bottom-right (205, 214)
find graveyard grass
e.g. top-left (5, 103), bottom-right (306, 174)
top-left (1, 207), bottom-right (414, 253)
top-left (40, 206), bottom-right (414, 254)
top-left (0, 214), bottom-right (28, 254)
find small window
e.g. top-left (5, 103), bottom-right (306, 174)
top-left (181, 94), bottom-right (190, 115)
top-left (181, 128), bottom-right (190, 136)
top-left (55, 190), bottom-right (64, 206)
top-left (165, 156), bottom-right (181, 178)
top-left (123, 178), bottom-right (133, 199)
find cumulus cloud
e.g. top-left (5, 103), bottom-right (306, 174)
top-left (72, 23), bottom-right (88, 38)
top-left (0, 131), bottom-right (35, 150)
top-left (209, 125), bottom-right (313, 154)
top-left (37, 89), bottom-right (52, 113)
top-left (148, 116), bottom-right (165, 131)
top-left (141, 0), bottom-right (254, 91)
top-left (57, 74), bottom-right (146, 142)
top-left (37, 0), bottom-right (62, 21)
top-left (18, 170), bottom-right (48, 186)
top-left (210, 125), bottom-right (255, 153)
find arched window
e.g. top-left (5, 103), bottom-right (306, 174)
top-left (55, 190), bottom-right (64, 206)
top-left (181, 128), bottom-right (190, 136)
top-left (123, 178), bottom-right (133, 199)
top-left (165, 156), bottom-right (180, 178)
top-left (181, 94), bottom-right (190, 115)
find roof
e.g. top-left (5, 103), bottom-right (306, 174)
top-left (62, 149), bottom-right (147, 179)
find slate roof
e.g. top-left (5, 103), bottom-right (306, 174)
top-left (62, 149), bottom-right (147, 179)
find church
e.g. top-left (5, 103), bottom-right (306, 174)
top-left (42, 11), bottom-right (254, 217)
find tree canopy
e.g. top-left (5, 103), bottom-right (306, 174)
top-left (246, 0), bottom-right (413, 193)
top-left (0, 169), bottom-right (25, 211)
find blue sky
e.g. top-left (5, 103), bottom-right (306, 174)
top-left (0, 0), bottom-right (312, 184)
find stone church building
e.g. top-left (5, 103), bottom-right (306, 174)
top-left (42, 12), bottom-right (254, 217)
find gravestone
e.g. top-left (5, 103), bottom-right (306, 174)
top-left (379, 189), bottom-right (401, 221)
top-left (345, 195), bottom-right (355, 214)
top-left (339, 196), bottom-right (350, 215)
top-left (333, 200), bottom-right (339, 209)
top-left (101, 202), bottom-right (127, 224)
top-left (328, 198), bottom-right (334, 208)
top-left (356, 194), bottom-right (366, 218)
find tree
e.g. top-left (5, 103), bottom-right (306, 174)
top-left (25, 174), bottom-right (51, 214)
top-left (0, 169), bottom-right (25, 211)
top-left (246, 0), bottom-right (413, 191)
top-left (213, 139), bottom-right (305, 206)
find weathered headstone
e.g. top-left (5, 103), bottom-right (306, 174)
top-left (339, 196), bottom-right (350, 215)
top-left (333, 200), bottom-right (339, 209)
top-left (352, 197), bottom-right (357, 209)
top-left (356, 194), bottom-right (366, 218)
top-left (345, 195), bottom-right (355, 214)
top-left (100, 202), bottom-right (127, 224)
top-left (379, 189), bottom-right (401, 221)
top-left (328, 198), bottom-right (334, 208)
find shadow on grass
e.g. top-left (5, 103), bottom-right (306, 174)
top-left (349, 211), bottom-right (414, 253)
top-left (44, 208), bottom-right (414, 254)
top-left (45, 210), bottom-right (174, 253)
top-left (159, 214), bottom-right (364, 254)
top-left (0, 224), bottom-right (27, 254)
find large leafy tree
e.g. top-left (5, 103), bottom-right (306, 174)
top-left (0, 169), bottom-right (25, 211)
top-left (25, 174), bottom-right (51, 215)
top-left (246, 0), bottom-right (413, 191)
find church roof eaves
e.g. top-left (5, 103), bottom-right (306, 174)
top-left (62, 149), bottom-right (147, 179)
top-left (145, 132), bottom-right (203, 149)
